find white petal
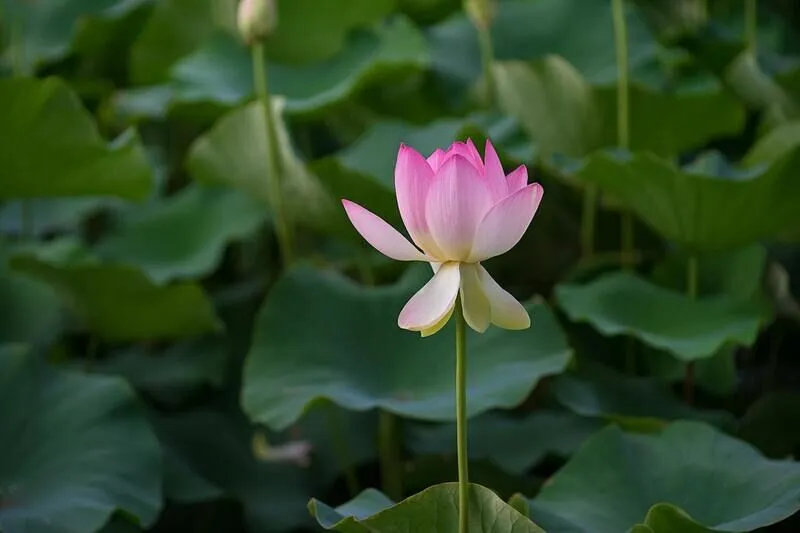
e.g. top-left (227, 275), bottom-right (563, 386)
top-left (468, 183), bottom-right (543, 262)
top-left (420, 305), bottom-right (454, 337)
top-left (398, 262), bottom-right (460, 331)
top-left (478, 265), bottom-right (530, 330)
top-left (459, 263), bottom-right (490, 333)
top-left (342, 200), bottom-right (427, 261)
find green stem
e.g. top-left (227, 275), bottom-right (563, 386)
top-left (454, 297), bottom-right (469, 533)
top-left (10, 12), bottom-right (34, 238)
top-left (611, 0), bottom-right (634, 269)
top-left (477, 25), bottom-right (497, 106)
top-left (251, 43), bottom-right (294, 267)
top-left (684, 255), bottom-right (698, 404)
top-left (745, 0), bottom-right (757, 53)
top-left (378, 410), bottom-right (403, 501)
top-left (581, 185), bottom-right (598, 259)
top-left (326, 404), bottom-right (360, 498)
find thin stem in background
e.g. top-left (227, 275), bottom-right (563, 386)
top-left (454, 297), bottom-right (469, 533)
top-left (477, 25), bottom-right (497, 106)
top-left (611, 0), bottom-right (634, 270)
top-left (378, 410), bottom-right (403, 501)
top-left (251, 43), bottom-right (294, 267)
top-left (325, 404), bottom-right (360, 498)
top-left (10, 11), bottom-right (34, 239)
top-left (684, 255), bottom-right (699, 404)
top-left (745, 0), bottom-right (758, 53)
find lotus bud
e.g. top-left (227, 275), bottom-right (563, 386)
top-left (237, 0), bottom-right (277, 45)
top-left (464, 0), bottom-right (495, 30)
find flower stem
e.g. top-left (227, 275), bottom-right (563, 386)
top-left (684, 255), bottom-right (699, 404)
top-left (477, 25), bottom-right (496, 106)
top-left (251, 43), bottom-right (294, 267)
top-left (611, 0), bottom-right (634, 270)
top-left (745, 0), bottom-right (757, 53)
top-left (454, 296), bottom-right (469, 533)
top-left (379, 410), bottom-right (403, 501)
top-left (325, 404), bottom-right (360, 498)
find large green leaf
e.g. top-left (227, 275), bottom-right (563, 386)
top-left (427, 0), bottom-right (658, 86)
top-left (493, 57), bottom-right (744, 159)
top-left (549, 364), bottom-right (735, 431)
top-left (310, 483), bottom-right (546, 532)
top-left (96, 184), bottom-right (266, 283)
top-left (1, 0), bottom-right (147, 72)
top-left (242, 265), bottom-right (571, 430)
top-left (0, 345), bottom-right (162, 533)
top-left (576, 149), bottom-right (800, 250)
top-left (168, 16), bottom-right (428, 115)
top-left (406, 411), bottom-right (603, 475)
top-left (556, 271), bottom-right (768, 361)
top-left (0, 77), bottom-right (153, 200)
top-left (10, 243), bottom-right (221, 342)
top-left (531, 421), bottom-right (800, 533)
top-left (187, 99), bottom-right (343, 236)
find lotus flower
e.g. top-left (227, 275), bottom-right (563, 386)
top-left (342, 139), bottom-right (543, 336)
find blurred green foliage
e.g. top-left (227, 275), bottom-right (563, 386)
top-left (2, 0), bottom-right (800, 532)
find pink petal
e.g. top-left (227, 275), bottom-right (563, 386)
top-left (459, 263), bottom-right (490, 332)
top-left (342, 200), bottom-right (427, 261)
top-left (506, 165), bottom-right (529, 192)
top-left (482, 140), bottom-right (510, 202)
top-left (427, 148), bottom-right (448, 173)
top-left (398, 262), bottom-right (460, 331)
top-left (425, 155), bottom-right (492, 261)
top-left (477, 265), bottom-right (530, 329)
top-left (468, 183), bottom-right (543, 262)
top-left (394, 145), bottom-right (442, 256)
top-left (446, 139), bottom-right (484, 173)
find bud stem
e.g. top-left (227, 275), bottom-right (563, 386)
top-left (251, 43), bottom-right (294, 266)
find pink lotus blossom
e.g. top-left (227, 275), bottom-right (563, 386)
top-left (342, 139), bottom-right (543, 336)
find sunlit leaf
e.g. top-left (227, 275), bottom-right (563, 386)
top-left (0, 77), bottom-right (153, 200)
top-left (242, 264), bottom-right (571, 430)
top-left (310, 483), bottom-right (546, 532)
